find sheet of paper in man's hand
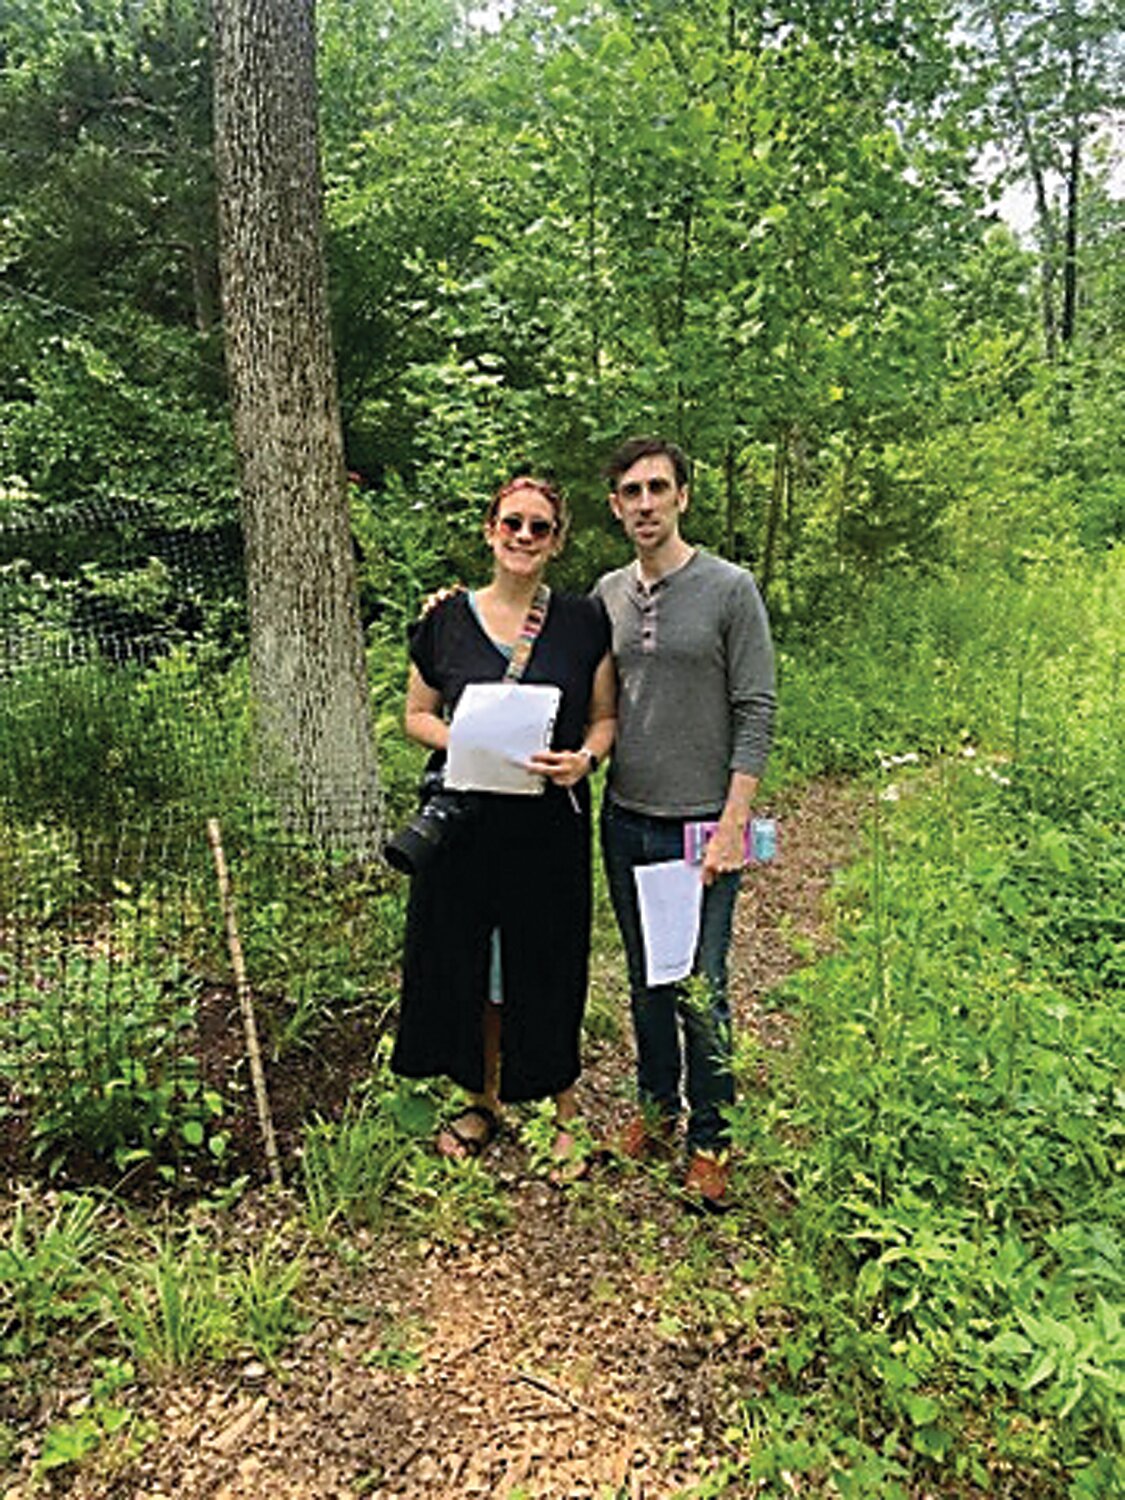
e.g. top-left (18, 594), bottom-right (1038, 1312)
top-left (634, 859), bottom-right (703, 986)
top-left (445, 681), bottom-right (562, 794)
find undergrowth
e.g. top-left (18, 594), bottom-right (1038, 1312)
top-left (713, 549), bottom-right (1124, 1495)
top-left (0, 548), bottom-right (1120, 1491)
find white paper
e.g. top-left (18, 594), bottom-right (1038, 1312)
top-left (634, 859), bottom-right (703, 986)
top-left (445, 681), bottom-right (562, 794)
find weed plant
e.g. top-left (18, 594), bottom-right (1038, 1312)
top-left (32, 1356), bottom-right (149, 1482)
top-left (0, 1191), bottom-right (105, 1368)
top-left (99, 1224), bottom-right (304, 1373)
top-left (722, 548), bottom-right (1124, 1495)
top-left (300, 1044), bottom-right (510, 1242)
top-left (0, 852), bottom-right (229, 1180)
top-left (1, 1188), bottom-right (308, 1481)
top-left (102, 1229), bottom-right (235, 1372)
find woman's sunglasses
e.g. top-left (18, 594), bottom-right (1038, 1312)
top-left (495, 512), bottom-right (556, 539)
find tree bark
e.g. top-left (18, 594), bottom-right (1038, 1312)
top-left (212, 0), bottom-right (379, 853)
top-left (1061, 4), bottom-right (1081, 347)
top-left (760, 433), bottom-right (787, 602)
top-left (985, 0), bottom-right (1059, 359)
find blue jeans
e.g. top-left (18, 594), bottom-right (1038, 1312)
top-left (601, 799), bottom-right (740, 1152)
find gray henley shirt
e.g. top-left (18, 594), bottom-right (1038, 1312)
top-left (594, 550), bottom-right (776, 818)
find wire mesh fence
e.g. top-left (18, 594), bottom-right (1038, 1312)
top-left (0, 803), bottom-right (401, 1189)
top-left (0, 504), bottom-right (402, 1191)
top-left (0, 497), bottom-right (245, 674)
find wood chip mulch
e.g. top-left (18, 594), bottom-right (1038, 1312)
top-left (9, 777), bottom-right (867, 1500)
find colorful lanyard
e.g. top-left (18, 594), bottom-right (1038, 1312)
top-left (503, 583), bottom-right (550, 682)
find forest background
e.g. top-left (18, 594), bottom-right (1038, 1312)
top-left (0, 0), bottom-right (1123, 1495)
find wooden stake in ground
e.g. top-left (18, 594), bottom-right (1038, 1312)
top-left (206, 817), bottom-right (283, 1187)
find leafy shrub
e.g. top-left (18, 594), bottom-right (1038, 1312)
top-left (0, 939), bottom-right (227, 1179)
top-left (0, 650), bottom-right (250, 834)
top-left (720, 549), bottom-right (1124, 1492)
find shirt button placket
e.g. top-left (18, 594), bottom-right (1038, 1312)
top-left (641, 593), bottom-right (657, 654)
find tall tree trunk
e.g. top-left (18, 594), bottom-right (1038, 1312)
top-left (212, 0), bottom-right (380, 853)
top-left (760, 433), bottom-right (787, 601)
top-left (1061, 6), bottom-right (1081, 347)
top-left (985, 0), bottom-right (1058, 360)
top-left (723, 436), bottom-right (736, 559)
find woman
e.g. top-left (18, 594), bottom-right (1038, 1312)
top-left (390, 473), bottom-right (616, 1175)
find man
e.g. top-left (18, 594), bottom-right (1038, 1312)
top-left (594, 436), bottom-right (775, 1210)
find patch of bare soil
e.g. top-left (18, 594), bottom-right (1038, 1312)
top-left (12, 778), bottom-right (867, 1500)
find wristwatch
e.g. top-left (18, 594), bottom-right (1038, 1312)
top-left (581, 748), bottom-right (599, 774)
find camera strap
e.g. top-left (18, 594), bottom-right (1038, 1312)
top-left (503, 583), bottom-right (550, 683)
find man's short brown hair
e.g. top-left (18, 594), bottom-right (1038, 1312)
top-left (605, 436), bottom-right (689, 491)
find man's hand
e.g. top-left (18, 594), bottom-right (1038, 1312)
top-left (700, 818), bottom-right (746, 886)
top-left (701, 770), bottom-right (760, 885)
top-left (417, 583), bottom-right (464, 619)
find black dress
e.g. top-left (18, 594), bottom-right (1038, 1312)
top-left (391, 591), bottom-right (611, 1103)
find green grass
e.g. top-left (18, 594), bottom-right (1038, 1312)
top-left (714, 548), bottom-right (1124, 1495)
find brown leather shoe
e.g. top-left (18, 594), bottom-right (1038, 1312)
top-left (683, 1151), bottom-right (732, 1212)
top-left (613, 1113), bottom-right (676, 1162)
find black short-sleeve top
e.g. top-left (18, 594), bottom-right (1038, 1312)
top-left (409, 590), bottom-right (610, 753)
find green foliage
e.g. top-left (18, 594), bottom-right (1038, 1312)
top-left (300, 1096), bottom-right (419, 1235)
top-left (1, 0), bottom-right (1121, 635)
top-left (0, 930), bottom-right (228, 1178)
top-left (315, 0), bottom-right (1122, 612)
top-left (0, 652), bottom-right (250, 831)
top-left (0, 1204), bottom-right (152, 1478)
top-left (722, 550), bottom-right (1124, 1492)
top-left (204, 813), bottom-right (406, 1063)
top-left (0, 306), bottom-right (234, 520)
top-left (300, 1046), bottom-right (510, 1242)
top-left (229, 1235), bottom-right (307, 1362)
top-left (0, 0), bottom-right (216, 329)
top-left (0, 1191), bottom-right (105, 1360)
top-left (769, 544), bottom-right (1124, 784)
top-left (518, 1100), bottom-right (598, 1182)
top-left (102, 1223), bottom-right (305, 1372)
top-left (33, 1357), bottom-right (147, 1480)
top-left (0, 654), bottom-right (406, 1184)
top-left (0, 1188), bottom-right (306, 1479)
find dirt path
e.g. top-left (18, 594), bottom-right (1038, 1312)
top-left (62, 778), bottom-right (867, 1500)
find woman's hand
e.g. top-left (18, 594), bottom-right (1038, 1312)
top-left (527, 748), bottom-right (595, 788)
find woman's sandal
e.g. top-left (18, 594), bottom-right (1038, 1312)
top-left (435, 1104), bottom-right (500, 1161)
top-left (547, 1120), bottom-right (594, 1186)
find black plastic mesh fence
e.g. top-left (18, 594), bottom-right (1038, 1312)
top-left (0, 804), bottom-right (401, 1187)
top-left (0, 496), bottom-right (245, 672)
top-left (0, 504), bottom-right (400, 1188)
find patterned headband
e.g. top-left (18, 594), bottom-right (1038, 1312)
top-left (494, 476), bottom-right (559, 507)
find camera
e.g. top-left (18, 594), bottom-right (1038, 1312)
top-left (384, 766), bottom-right (475, 876)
